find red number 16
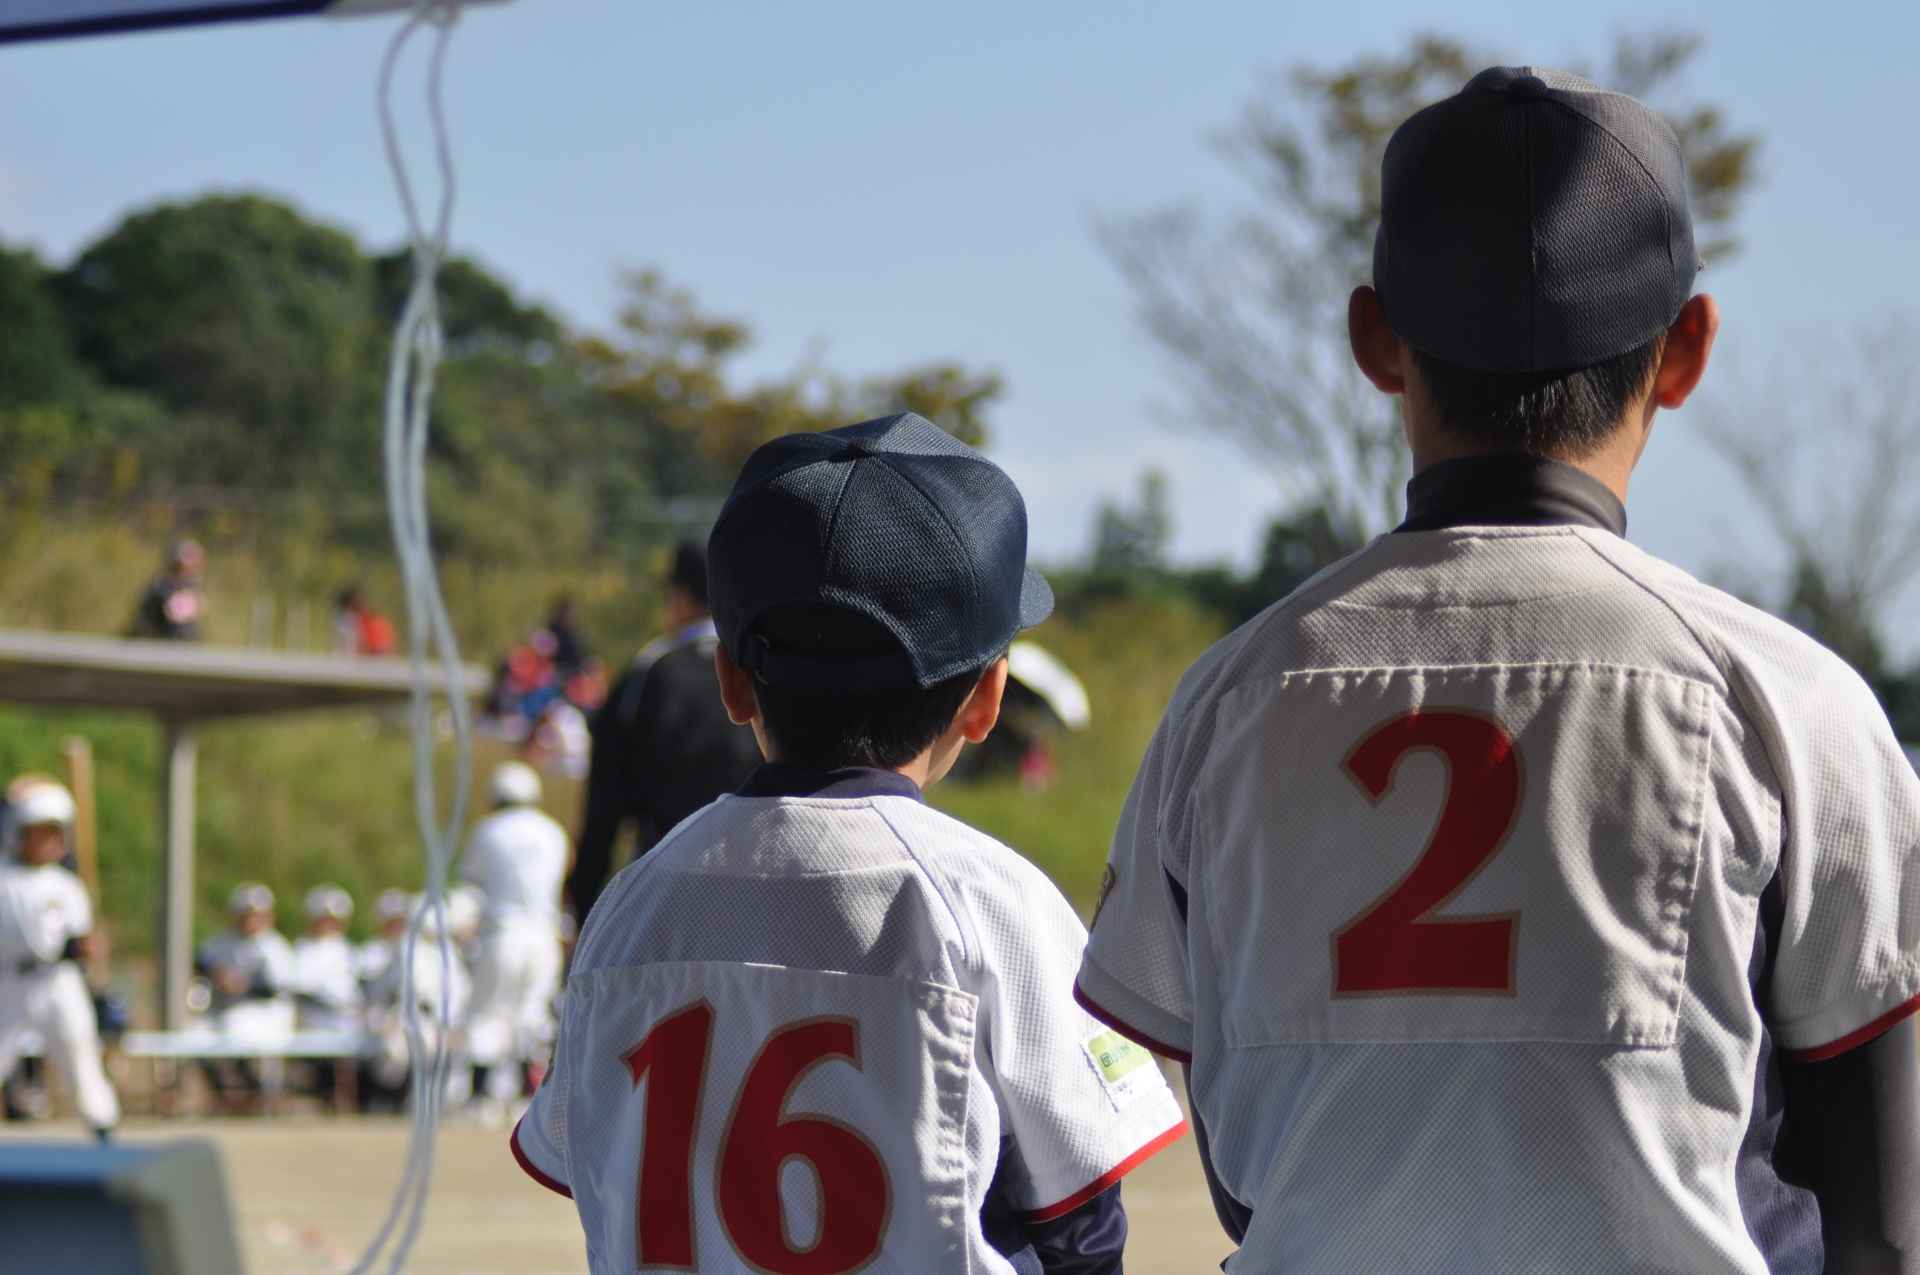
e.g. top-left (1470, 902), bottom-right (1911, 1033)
top-left (625, 1002), bottom-right (891, 1273)
top-left (1332, 710), bottom-right (1521, 995)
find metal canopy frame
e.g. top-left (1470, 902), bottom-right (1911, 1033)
top-left (0, 630), bottom-right (484, 1028)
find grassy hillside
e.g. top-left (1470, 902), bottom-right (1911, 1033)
top-left (0, 523), bottom-right (1227, 1002)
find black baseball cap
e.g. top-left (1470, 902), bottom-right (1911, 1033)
top-left (707, 413), bottom-right (1053, 690)
top-left (1373, 66), bottom-right (1702, 374)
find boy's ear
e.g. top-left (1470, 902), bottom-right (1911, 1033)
top-left (713, 645), bottom-right (760, 726)
top-left (1348, 285), bottom-right (1409, 396)
top-left (957, 658), bottom-right (1009, 744)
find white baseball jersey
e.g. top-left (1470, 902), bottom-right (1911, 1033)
top-left (461, 805), bottom-right (569, 926)
top-left (0, 862), bottom-right (119, 1129)
top-left (514, 769), bottom-right (1185, 1275)
top-left (292, 934), bottom-right (362, 1024)
top-left (1080, 506), bottom-right (1920, 1272)
top-left (0, 861), bottom-right (91, 966)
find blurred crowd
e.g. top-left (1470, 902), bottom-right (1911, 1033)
top-left (189, 760), bottom-right (570, 1120)
top-left (0, 762), bottom-right (570, 1127)
top-left (480, 597), bottom-right (608, 779)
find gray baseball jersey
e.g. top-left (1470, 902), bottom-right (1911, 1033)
top-left (1080, 491), bottom-right (1920, 1272)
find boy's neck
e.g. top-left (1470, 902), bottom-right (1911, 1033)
top-left (757, 751), bottom-right (937, 790)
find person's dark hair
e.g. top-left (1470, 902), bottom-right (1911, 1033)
top-left (746, 605), bottom-right (990, 770)
top-left (668, 540), bottom-right (709, 608)
top-left (1410, 336), bottom-right (1665, 459)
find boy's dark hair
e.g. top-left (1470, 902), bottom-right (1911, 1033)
top-left (1410, 336), bottom-right (1665, 459)
top-left (747, 604), bottom-right (990, 771)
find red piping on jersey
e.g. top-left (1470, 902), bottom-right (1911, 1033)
top-left (1024, 1119), bottom-right (1188, 1223)
top-left (1073, 981), bottom-right (1193, 1064)
top-left (510, 1119), bottom-right (573, 1199)
top-left (1786, 991), bottom-right (1920, 1063)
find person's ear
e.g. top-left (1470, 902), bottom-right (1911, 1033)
top-left (1650, 293), bottom-right (1719, 410)
top-left (956, 658), bottom-right (1009, 744)
top-left (713, 645), bottom-right (760, 727)
top-left (1348, 285), bottom-right (1408, 395)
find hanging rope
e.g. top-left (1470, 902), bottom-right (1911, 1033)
top-left (353, 3), bottom-right (471, 1272)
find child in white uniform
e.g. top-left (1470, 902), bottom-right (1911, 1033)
top-left (0, 780), bottom-right (119, 1140)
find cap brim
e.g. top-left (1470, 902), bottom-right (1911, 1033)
top-left (1019, 566), bottom-right (1054, 630)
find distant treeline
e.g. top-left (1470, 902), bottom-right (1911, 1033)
top-left (0, 192), bottom-right (1002, 571)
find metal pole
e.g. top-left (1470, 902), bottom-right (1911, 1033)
top-left (159, 718), bottom-right (198, 1031)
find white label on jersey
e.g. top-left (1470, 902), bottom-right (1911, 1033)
top-left (561, 962), bottom-right (978, 1273)
top-left (1080, 1028), bottom-right (1155, 1111)
top-left (1201, 663), bottom-right (1713, 1047)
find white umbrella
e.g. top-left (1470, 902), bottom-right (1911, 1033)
top-left (1006, 641), bottom-right (1091, 730)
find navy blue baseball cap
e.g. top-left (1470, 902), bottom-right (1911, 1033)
top-left (1374, 66), bottom-right (1702, 374)
top-left (707, 413), bottom-right (1054, 690)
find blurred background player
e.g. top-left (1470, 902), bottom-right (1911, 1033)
top-left (0, 779), bottom-right (119, 1142)
top-left (362, 891), bottom-right (474, 1113)
top-left (459, 762), bottom-right (565, 1118)
top-left (291, 884), bottom-right (360, 1032)
top-left (567, 539), bottom-right (760, 923)
top-left (196, 881), bottom-right (295, 1110)
top-left (126, 538), bottom-right (206, 641)
top-left (357, 887), bottom-right (413, 1003)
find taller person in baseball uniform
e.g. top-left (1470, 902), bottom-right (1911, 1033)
top-left (0, 780), bottom-right (119, 1141)
top-left (568, 540), bottom-right (762, 924)
top-left (513, 415), bottom-right (1186, 1274)
top-left (461, 761), bottom-right (568, 1110)
top-left (1078, 67), bottom-right (1919, 1273)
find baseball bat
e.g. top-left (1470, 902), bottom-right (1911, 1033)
top-left (60, 737), bottom-right (105, 981)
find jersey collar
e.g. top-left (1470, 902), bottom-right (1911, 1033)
top-left (736, 763), bottom-right (924, 803)
top-left (1397, 454), bottom-right (1626, 537)
top-left (672, 617), bottom-right (719, 646)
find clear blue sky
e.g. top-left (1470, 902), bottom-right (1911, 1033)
top-left (1, 1), bottom-right (1914, 625)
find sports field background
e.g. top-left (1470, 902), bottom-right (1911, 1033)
top-left (0, 529), bottom-right (1226, 953)
top-left (0, 1086), bottom-right (1235, 1272)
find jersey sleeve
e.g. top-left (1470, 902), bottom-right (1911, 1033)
top-left (511, 991), bottom-right (574, 1197)
top-left (1075, 713), bottom-right (1199, 1062)
top-left (61, 871), bottom-right (93, 938)
top-left (1765, 658), bottom-right (1920, 1059)
top-left (973, 858), bottom-right (1186, 1221)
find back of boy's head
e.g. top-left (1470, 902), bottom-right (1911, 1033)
top-left (745, 604), bottom-right (990, 769)
top-left (707, 413), bottom-right (1053, 770)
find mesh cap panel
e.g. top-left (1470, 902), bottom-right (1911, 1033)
top-left (1374, 65), bottom-right (1700, 373)
top-left (708, 413), bottom-right (1052, 689)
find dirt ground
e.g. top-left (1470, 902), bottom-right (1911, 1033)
top-left (1, 1108), bottom-right (1234, 1273)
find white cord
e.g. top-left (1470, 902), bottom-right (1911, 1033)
top-left (354, 4), bottom-right (470, 1273)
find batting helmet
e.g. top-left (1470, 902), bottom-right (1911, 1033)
top-left (3, 780), bottom-right (75, 857)
top-left (489, 761), bottom-right (542, 808)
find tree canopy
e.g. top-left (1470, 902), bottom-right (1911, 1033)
top-left (3, 191), bottom-right (1003, 570)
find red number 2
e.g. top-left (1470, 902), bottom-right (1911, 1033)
top-left (625, 1004), bottom-right (890, 1273)
top-left (1332, 711), bottom-right (1521, 995)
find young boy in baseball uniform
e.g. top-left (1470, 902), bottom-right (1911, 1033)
top-left (0, 779), bottom-right (120, 1140)
top-left (513, 414), bottom-right (1186, 1274)
top-left (292, 883), bottom-right (361, 1032)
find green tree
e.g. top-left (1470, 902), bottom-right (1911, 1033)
top-left (56, 193), bottom-right (382, 491)
top-left (585, 270), bottom-right (1003, 476)
top-left (0, 243), bottom-right (86, 408)
top-left (1102, 32), bottom-right (1760, 551)
top-left (1091, 469), bottom-right (1174, 578)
